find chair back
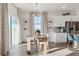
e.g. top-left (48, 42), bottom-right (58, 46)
top-left (74, 35), bottom-right (79, 43)
top-left (67, 34), bottom-right (74, 41)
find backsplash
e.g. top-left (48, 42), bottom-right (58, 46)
top-left (53, 27), bottom-right (66, 33)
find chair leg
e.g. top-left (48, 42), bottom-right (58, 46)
top-left (74, 47), bottom-right (77, 56)
top-left (39, 43), bottom-right (41, 53)
top-left (74, 44), bottom-right (78, 56)
top-left (67, 40), bottom-right (70, 48)
top-left (73, 41), bottom-right (78, 56)
top-left (36, 39), bottom-right (39, 52)
top-left (46, 41), bottom-right (49, 50)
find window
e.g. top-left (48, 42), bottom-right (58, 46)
top-left (34, 16), bottom-right (41, 32)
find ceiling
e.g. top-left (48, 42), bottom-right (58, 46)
top-left (13, 3), bottom-right (79, 12)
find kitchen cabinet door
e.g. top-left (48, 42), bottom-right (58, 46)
top-left (54, 16), bottom-right (65, 27)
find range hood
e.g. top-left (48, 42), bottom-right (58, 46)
top-left (62, 12), bottom-right (71, 16)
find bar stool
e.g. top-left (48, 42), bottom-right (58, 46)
top-left (74, 35), bottom-right (79, 55)
top-left (67, 33), bottom-right (75, 48)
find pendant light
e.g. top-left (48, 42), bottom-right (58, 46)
top-left (35, 3), bottom-right (38, 16)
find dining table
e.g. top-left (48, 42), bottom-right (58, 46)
top-left (26, 36), bottom-right (48, 55)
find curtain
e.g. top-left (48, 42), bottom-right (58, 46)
top-left (0, 3), bottom-right (9, 55)
top-left (29, 12), bottom-right (34, 37)
top-left (0, 4), bottom-right (2, 55)
top-left (41, 12), bottom-right (48, 36)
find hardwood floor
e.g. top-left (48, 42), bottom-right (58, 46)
top-left (7, 42), bottom-right (79, 56)
top-left (8, 44), bottom-right (27, 56)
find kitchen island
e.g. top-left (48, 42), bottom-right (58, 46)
top-left (49, 32), bottom-right (67, 43)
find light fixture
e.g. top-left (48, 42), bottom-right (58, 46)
top-left (35, 3), bottom-right (38, 16)
top-left (62, 6), bottom-right (66, 9)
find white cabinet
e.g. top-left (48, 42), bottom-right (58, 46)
top-left (65, 16), bottom-right (76, 21)
top-left (65, 16), bottom-right (79, 21)
top-left (53, 16), bottom-right (65, 27)
top-left (49, 33), bottom-right (67, 43)
top-left (73, 16), bottom-right (79, 21)
top-left (55, 33), bottom-right (67, 43)
top-left (49, 33), bottom-right (56, 42)
top-left (53, 16), bottom-right (79, 27)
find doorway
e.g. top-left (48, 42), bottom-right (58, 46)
top-left (9, 15), bottom-right (20, 48)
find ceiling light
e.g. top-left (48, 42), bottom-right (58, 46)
top-left (62, 6), bottom-right (66, 9)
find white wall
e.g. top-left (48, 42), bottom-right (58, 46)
top-left (17, 9), bottom-right (30, 42)
top-left (8, 4), bottom-right (17, 17)
top-left (22, 12), bottom-right (30, 42)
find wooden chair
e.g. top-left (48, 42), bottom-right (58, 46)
top-left (36, 36), bottom-right (48, 55)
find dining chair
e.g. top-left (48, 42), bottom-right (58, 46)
top-left (38, 36), bottom-right (48, 55)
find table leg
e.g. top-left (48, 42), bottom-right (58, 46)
top-left (27, 38), bottom-right (31, 55)
top-left (36, 39), bottom-right (39, 52)
top-left (43, 42), bottom-right (47, 55)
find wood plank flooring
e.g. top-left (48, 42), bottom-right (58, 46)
top-left (7, 42), bottom-right (79, 56)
